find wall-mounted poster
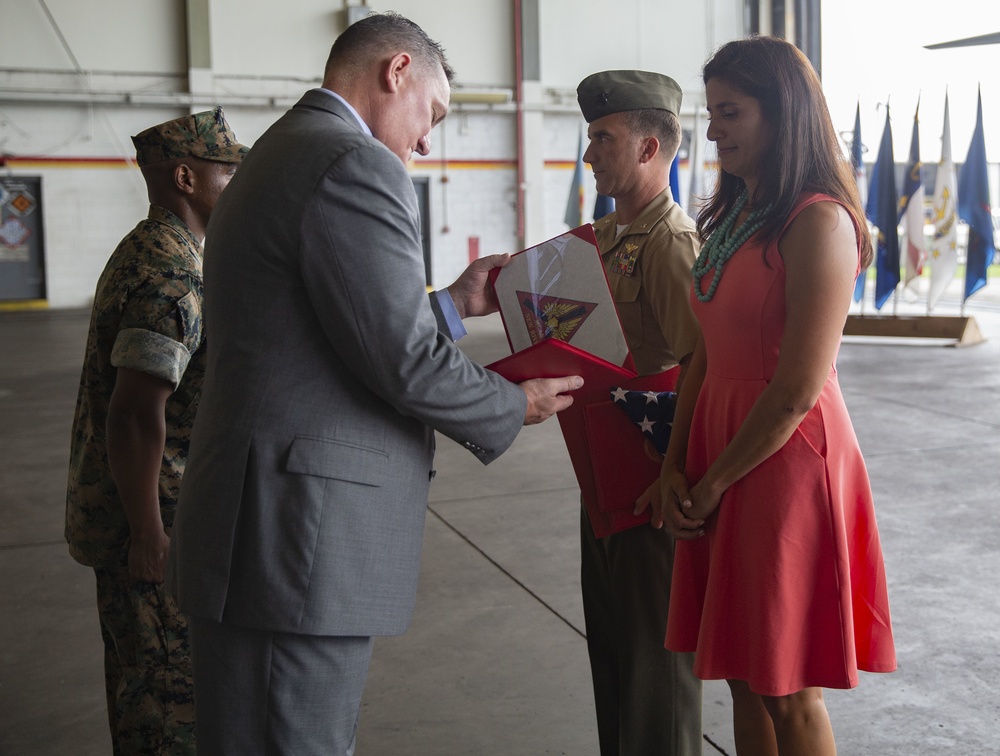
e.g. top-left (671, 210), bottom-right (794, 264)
top-left (0, 176), bottom-right (46, 301)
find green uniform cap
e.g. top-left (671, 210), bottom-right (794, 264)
top-left (577, 70), bottom-right (683, 123)
top-left (131, 106), bottom-right (248, 167)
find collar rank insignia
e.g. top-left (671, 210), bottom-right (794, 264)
top-left (610, 386), bottom-right (677, 454)
top-left (517, 291), bottom-right (598, 344)
top-left (610, 242), bottom-right (639, 276)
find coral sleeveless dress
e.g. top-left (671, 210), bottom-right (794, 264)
top-left (665, 193), bottom-right (896, 696)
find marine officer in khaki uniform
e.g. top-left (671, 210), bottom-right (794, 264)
top-left (576, 70), bottom-right (703, 756)
top-left (65, 108), bottom-right (246, 755)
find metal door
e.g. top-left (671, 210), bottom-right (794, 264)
top-left (0, 176), bottom-right (46, 301)
top-left (411, 176), bottom-right (432, 285)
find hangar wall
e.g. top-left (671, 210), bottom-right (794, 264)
top-left (0, 0), bottom-right (743, 307)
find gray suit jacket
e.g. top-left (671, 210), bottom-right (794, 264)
top-left (168, 90), bottom-right (526, 637)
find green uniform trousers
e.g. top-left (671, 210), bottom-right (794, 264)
top-left (94, 559), bottom-right (195, 755)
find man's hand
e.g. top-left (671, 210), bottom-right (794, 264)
top-left (447, 253), bottom-right (511, 318)
top-left (520, 375), bottom-right (583, 425)
top-left (127, 527), bottom-right (170, 583)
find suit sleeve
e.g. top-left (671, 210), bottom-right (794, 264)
top-left (297, 142), bottom-right (526, 463)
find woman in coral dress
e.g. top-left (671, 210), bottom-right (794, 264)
top-left (638, 37), bottom-right (896, 755)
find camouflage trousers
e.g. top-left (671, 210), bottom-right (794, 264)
top-left (94, 561), bottom-right (195, 755)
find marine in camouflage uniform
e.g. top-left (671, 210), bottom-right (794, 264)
top-left (65, 107), bottom-right (246, 755)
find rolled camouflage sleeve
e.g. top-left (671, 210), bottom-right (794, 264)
top-left (113, 286), bottom-right (203, 390)
top-left (111, 328), bottom-right (192, 389)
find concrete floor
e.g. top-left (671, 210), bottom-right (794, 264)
top-left (2, 290), bottom-right (999, 754)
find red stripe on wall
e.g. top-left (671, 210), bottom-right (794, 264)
top-left (2, 156), bottom-right (133, 169)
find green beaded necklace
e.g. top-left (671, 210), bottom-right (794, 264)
top-left (692, 190), bottom-right (770, 302)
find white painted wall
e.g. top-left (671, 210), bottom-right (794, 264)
top-left (540, 0), bottom-right (738, 92)
top-left (0, 0), bottom-right (742, 307)
top-left (1, 1), bottom-right (186, 72)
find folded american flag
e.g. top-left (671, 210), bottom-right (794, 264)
top-left (610, 387), bottom-right (677, 455)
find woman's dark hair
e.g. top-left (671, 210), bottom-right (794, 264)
top-left (698, 36), bottom-right (873, 269)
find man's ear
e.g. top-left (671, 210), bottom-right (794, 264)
top-left (383, 51), bottom-right (413, 94)
top-left (174, 162), bottom-right (196, 195)
top-left (638, 136), bottom-right (661, 165)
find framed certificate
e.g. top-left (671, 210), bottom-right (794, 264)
top-left (488, 225), bottom-right (631, 369)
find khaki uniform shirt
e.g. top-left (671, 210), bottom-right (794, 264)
top-left (66, 205), bottom-right (205, 566)
top-left (594, 189), bottom-right (701, 376)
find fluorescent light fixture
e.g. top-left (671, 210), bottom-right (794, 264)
top-left (451, 88), bottom-right (513, 105)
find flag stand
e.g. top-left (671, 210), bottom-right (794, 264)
top-left (843, 92), bottom-right (991, 347)
top-left (844, 313), bottom-right (984, 346)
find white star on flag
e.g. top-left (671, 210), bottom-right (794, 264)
top-left (609, 385), bottom-right (678, 455)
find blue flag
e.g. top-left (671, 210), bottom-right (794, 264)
top-left (669, 153), bottom-right (680, 202)
top-left (899, 101), bottom-right (925, 288)
top-left (594, 193), bottom-right (615, 219)
top-left (564, 129), bottom-right (585, 228)
top-left (852, 102), bottom-right (868, 302)
top-left (897, 106), bottom-right (922, 225)
top-left (957, 88), bottom-right (995, 301)
top-left (867, 107), bottom-right (900, 310)
top-left (610, 387), bottom-right (677, 455)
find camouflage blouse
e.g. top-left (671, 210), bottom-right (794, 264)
top-left (66, 205), bottom-right (205, 566)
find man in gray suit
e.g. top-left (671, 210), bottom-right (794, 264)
top-left (167, 11), bottom-right (579, 755)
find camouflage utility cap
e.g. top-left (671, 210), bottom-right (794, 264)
top-left (131, 106), bottom-right (248, 167)
top-left (577, 70), bottom-right (683, 123)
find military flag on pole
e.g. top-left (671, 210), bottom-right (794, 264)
top-left (867, 105), bottom-right (901, 310)
top-left (594, 193), bottom-right (615, 220)
top-left (927, 93), bottom-right (959, 311)
top-left (669, 153), bottom-right (680, 205)
top-left (899, 101), bottom-right (925, 290)
top-left (957, 87), bottom-right (995, 301)
top-left (852, 102), bottom-right (868, 303)
top-left (564, 128), bottom-right (585, 227)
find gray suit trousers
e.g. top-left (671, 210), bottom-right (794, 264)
top-left (581, 507), bottom-right (703, 756)
top-left (189, 616), bottom-right (374, 755)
